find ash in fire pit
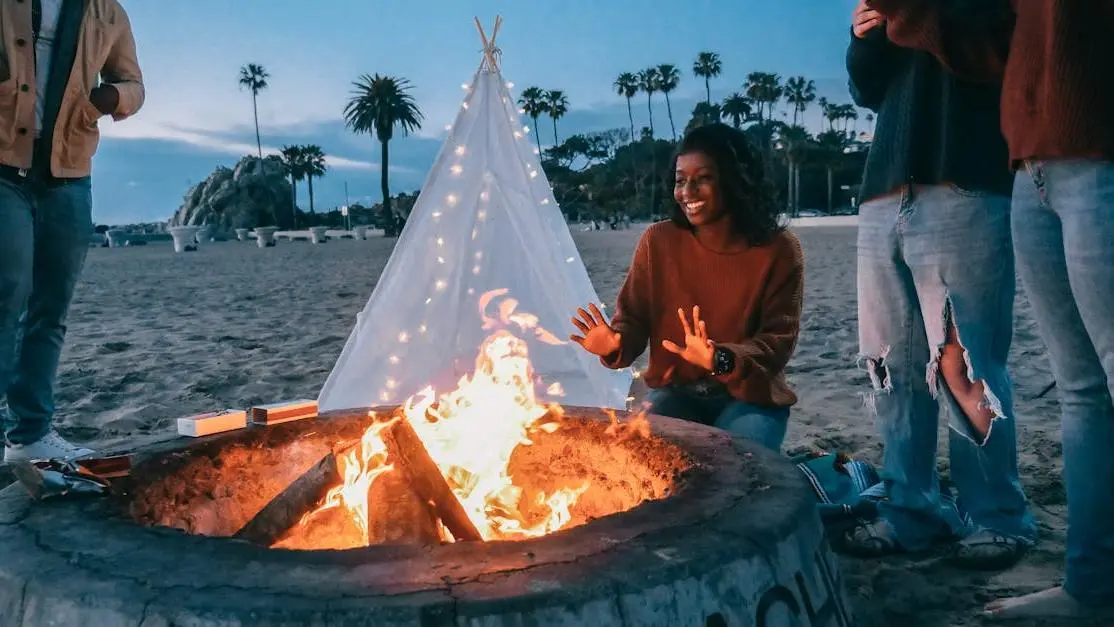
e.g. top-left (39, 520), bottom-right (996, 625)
top-left (127, 406), bottom-right (691, 550)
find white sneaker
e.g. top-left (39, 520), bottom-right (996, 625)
top-left (3, 431), bottom-right (96, 463)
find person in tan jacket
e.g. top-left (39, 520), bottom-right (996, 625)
top-left (0, 0), bottom-right (143, 462)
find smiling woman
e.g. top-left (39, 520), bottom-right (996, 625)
top-left (570, 123), bottom-right (805, 453)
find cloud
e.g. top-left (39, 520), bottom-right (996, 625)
top-left (102, 120), bottom-right (400, 172)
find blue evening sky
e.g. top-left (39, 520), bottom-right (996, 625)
top-left (96, 0), bottom-right (862, 225)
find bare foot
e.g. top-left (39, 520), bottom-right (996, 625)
top-left (983, 586), bottom-right (1113, 620)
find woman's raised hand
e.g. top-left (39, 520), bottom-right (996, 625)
top-left (570, 303), bottom-right (622, 357)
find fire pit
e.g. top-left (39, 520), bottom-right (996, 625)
top-left (0, 407), bottom-right (851, 626)
top-left (0, 291), bottom-right (852, 625)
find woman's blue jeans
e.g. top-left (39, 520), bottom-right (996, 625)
top-left (646, 382), bottom-right (790, 452)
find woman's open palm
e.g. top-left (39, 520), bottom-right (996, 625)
top-left (570, 303), bottom-right (621, 357)
top-left (662, 306), bottom-right (715, 371)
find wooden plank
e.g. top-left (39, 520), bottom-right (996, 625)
top-left (382, 418), bottom-right (484, 542)
top-left (233, 451), bottom-right (341, 546)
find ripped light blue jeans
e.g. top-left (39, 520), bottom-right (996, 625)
top-left (647, 382), bottom-right (790, 452)
top-left (1012, 160), bottom-right (1114, 608)
top-left (857, 183), bottom-right (1036, 551)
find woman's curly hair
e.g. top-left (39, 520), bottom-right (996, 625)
top-left (669, 122), bottom-right (785, 246)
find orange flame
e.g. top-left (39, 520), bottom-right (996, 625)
top-left (302, 289), bottom-right (602, 543)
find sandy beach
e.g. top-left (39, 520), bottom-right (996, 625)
top-left (18, 223), bottom-right (1082, 627)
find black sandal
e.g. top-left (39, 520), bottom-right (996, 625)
top-left (948, 529), bottom-right (1029, 571)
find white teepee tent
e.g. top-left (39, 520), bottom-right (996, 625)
top-left (317, 17), bottom-right (632, 412)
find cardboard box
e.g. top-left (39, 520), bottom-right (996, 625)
top-left (177, 409), bottom-right (248, 437)
top-left (249, 399), bottom-right (318, 425)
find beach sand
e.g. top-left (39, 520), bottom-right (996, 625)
top-left (16, 225), bottom-right (1083, 626)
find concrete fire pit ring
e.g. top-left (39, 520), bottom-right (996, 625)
top-left (0, 407), bottom-right (852, 627)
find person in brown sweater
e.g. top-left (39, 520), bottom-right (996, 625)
top-left (864, 1), bottom-right (1114, 620)
top-left (569, 123), bottom-right (804, 453)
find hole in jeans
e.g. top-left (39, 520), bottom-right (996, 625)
top-left (928, 300), bottom-right (1005, 445)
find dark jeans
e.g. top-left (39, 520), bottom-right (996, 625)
top-left (1012, 159), bottom-right (1114, 607)
top-left (0, 174), bottom-right (92, 446)
top-left (647, 383), bottom-right (790, 452)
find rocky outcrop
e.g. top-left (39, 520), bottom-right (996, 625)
top-left (169, 156), bottom-right (295, 229)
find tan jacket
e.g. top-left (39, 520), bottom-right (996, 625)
top-left (0, 0), bottom-right (143, 178)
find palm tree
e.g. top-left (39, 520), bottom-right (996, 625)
top-left (301, 144), bottom-right (327, 213)
top-left (656, 63), bottom-right (681, 141)
top-left (544, 90), bottom-right (569, 144)
top-left (613, 72), bottom-right (639, 143)
top-left (518, 86), bottom-right (547, 151)
top-left (816, 129), bottom-right (850, 212)
top-left (776, 124), bottom-right (812, 217)
top-left (720, 93), bottom-right (753, 129)
top-left (637, 67), bottom-right (660, 138)
top-left (279, 144), bottom-right (306, 226)
top-left (343, 74), bottom-right (423, 234)
top-left (692, 51), bottom-right (722, 104)
top-left (784, 76), bottom-right (817, 127)
top-left (238, 63), bottom-right (269, 158)
top-left (819, 97), bottom-right (834, 131)
top-left (744, 71), bottom-right (783, 122)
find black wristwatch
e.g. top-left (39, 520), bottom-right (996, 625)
top-left (711, 345), bottom-right (736, 376)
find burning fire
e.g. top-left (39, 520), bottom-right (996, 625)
top-left (301, 289), bottom-right (630, 543)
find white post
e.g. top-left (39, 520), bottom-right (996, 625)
top-left (309, 226), bottom-right (329, 244)
top-left (169, 226), bottom-right (201, 253)
top-left (235, 228), bottom-right (251, 242)
top-left (255, 226), bottom-right (278, 248)
top-left (105, 229), bottom-right (126, 248)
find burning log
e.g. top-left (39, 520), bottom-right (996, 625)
top-left (382, 417), bottom-right (484, 542)
top-left (366, 467), bottom-right (441, 545)
top-left (233, 451), bottom-right (342, 546)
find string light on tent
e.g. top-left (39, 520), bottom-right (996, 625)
top-left (435, 279), bottom-right (447, 291)
top-left (540, 198), bottom-right (550, 205)
top-left (506, 81), bottom-right (514, 88)
top-left (386, 377), bottom-right (398, 389)
top-left (446, 193), bottom-right (459, 206)
top-left (461, 102), bottom-right (469, 110)
top-left (419, 324), bottom-right (427, 334)
top-left (450, 164), bottom-right (463, 176)
top-left (455, 145), bottom-right (467, 156)
top-left (389, 355), bottom-right (400, 364)
top-left (444, 124), bottom-right (452, 131)
top-left (397, 331), bottom-right (410, 343)
top-left (432, 211), bottom-right (443, 218)
top-left (513, 130), bottom-right (523, 139)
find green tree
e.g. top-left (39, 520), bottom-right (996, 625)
top-left (343, 74), bottom-right (423, 236)
top-left (518, 86), bottom-right (547, 151)
top-left (638, 67), bottom-right (660, 137)
top-left (692, 51), bottom-right (722, 104)
top-left (279, 144), bottom-right (306, 226)
top-left (544, 89), bottom-right (569, 144)
top-left (744, 71), bottom-right (782, 122)
top-left (656, 63), bottom-right (681, 141)
top-left (301, 144), bottom-right (327, 213)
top-left (613, 72), bottom-right (639, 143)
top-left (720, 93), bottom-right (753, 129)
top-left (784, 76), bottom-right (816, 127)
top-left (238, 63), bottom-right (269, 158)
